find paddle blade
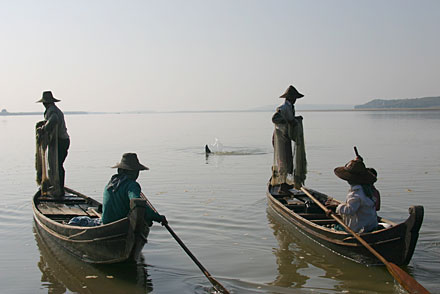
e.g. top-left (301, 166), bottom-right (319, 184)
top-left (386, 263), bottom-right (430, 294)
top-left (208, 277), bottom-right (230, 294)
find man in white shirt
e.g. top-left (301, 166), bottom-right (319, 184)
top-left (326, 159), bottom-right (378, 233)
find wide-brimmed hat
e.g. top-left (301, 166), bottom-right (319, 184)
top-left (36, 91), bottom-right (61, 103)
top-left (112, 153), bottom-right (149, 171)
top-left (279, 85), bottom-right (304, 99)
top-left (334, 159), bottom-right (376, 184)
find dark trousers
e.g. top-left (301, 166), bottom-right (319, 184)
top-left (58, 138), bottom-right (70, 193)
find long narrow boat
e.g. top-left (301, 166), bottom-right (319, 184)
top-left (267, 183), bottom-right (424, 265)
top-left (33, 187), bottom-right (149, 264)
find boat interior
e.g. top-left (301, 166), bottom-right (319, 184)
top-left (270, 185), bottom-right (392, 230)
top-left (270, 186), bottom-right (339, 227)
top-left (36, 191), bottom-right (102, 224)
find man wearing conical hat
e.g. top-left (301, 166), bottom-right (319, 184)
top-left (271, 85), bottom-right (306, 192)
top-left (101, 153), bottom-right (167, 226)
top-left (326, 158), bottom-right (378, 233)
top-left (36, 91), bottom-right (70, 195)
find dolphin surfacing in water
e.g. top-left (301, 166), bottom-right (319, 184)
top-left (205, 145), bottom-right (211, 154)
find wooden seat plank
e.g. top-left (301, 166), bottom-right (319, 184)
top-left (38, 203), bottom-right (88, 216)
top-left (310, 219), bottom-right (338, 225)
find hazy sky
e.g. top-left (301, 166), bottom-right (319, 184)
top-left (1, 0), bottom-right (439, 112)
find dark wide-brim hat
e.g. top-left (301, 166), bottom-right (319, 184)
top-left (36, 91), bottom-right (61, 103)
top-left (279, 85), bottom-right (304, 99)
top-left (334, 159), bottom-right (377, 184)
top-left (112, 153), bottom-right (149, 171)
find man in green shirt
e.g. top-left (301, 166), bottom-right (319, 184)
top-left (102, 153), bottom-right (167, 226)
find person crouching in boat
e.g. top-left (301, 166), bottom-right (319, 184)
top-left (325, 159), bottom-right (378, 233)
top-left (101, 153), bottom-right (167, 226)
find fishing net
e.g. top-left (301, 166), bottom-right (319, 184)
top-left (292, 119), bottom-right (307, 188)
top-left (271, 117), bottom-right (307, 188)
top-left (35, 121), bottom-right (61, 196)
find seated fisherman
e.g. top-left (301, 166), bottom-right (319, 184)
top-left (102, 153), bottom-right (167, 226)
top-left (325, 158), bottom-right (378, 233)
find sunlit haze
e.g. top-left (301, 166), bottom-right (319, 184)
top-left (1, 0), bottom-right (439, 112)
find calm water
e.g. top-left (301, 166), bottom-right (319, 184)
top-left (0, 110), bottom-right (439, 294)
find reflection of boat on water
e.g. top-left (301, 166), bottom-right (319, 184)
top-left (34, 224), bottom-right (152, 294)
top-left (266, 208), bottom-right (310, 289)
top-left (267, 206), bottom-right (400, 292)
top-left (267, 184), bottom-right (424, 266)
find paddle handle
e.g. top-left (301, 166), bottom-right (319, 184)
top-left (353, 146), bottom-right (363, 161)
top-left (143, 196), bottom-right (211, 276)
top-left (140, 193), bottom-right (230, 294)
top-left (301, 187), bottom-right (387, 263)
top-left (300, 187), bottom-right (430, 294)
top-left (354, 146), bottom-right (359, 157)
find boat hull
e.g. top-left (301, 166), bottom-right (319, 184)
top-left (267, 185), bottom-right (423, 265)
top-left (33, 187), bottom-right (149, 264)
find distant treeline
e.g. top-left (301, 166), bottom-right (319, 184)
top-left (355, 96), bottom-right (440, 109)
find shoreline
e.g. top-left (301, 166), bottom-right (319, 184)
top-left (301, 107), bottom-right (440, 112)
top-left (1, 107), bottom-right (440, 116)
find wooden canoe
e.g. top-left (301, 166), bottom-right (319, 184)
top-left (267, 184), bottom-right (424, 265)
top-left (33, 186), bottom-right (149, 264)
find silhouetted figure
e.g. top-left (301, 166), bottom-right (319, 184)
top-left (271, 85), bottom-right (306, 192)
top-left (36, 91), bottom-right (70, 196)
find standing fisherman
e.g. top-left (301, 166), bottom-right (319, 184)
top-left (36, 91), bottom-right (70, 196)
top-left (271, 85), bottom-right (307, 193)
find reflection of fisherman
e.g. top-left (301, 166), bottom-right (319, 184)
top-left (36, 91), bottom-right (70, 196)
top-left (267, 212), bottom-right (309, 288)
top-left (271, 85), bottom-right (307, 192)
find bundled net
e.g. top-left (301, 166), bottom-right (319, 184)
top-left (292, 119), bottom-right (307, 188)
top-left (35, 121), bottom-right (60, 196)
top-left (271, 117), bottom-right (307, 189)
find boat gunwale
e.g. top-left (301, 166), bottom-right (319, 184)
top-left (33, 189), bottom-right (131, 233)
top-left (33, 187), bottom-right (149, 264)
top-left (33, 210), bottom-right (128, 243)
top-left (266, 186), bottom-right (412, 246)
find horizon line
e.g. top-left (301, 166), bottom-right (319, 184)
top-left (4, 107), bottom-right (440, 116)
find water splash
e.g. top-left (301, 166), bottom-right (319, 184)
top-left (208, 138), bottom-right (224, 153)
top-left (205, 138), bottom-right (267, 156)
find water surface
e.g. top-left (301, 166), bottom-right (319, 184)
top-left (0, 110), bottom-right (439, 293)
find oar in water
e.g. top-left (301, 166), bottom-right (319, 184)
top-left (300, 187), bottom-right (430, 294)
top-left (140, 192), bottom-right (230, 294)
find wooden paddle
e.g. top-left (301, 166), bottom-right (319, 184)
top-left (300, 187), bottom-right (430, 294)
top-left (140, 192), bottom-right (230, 294)
top-left (354, 146), bottom-right (362, 161)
